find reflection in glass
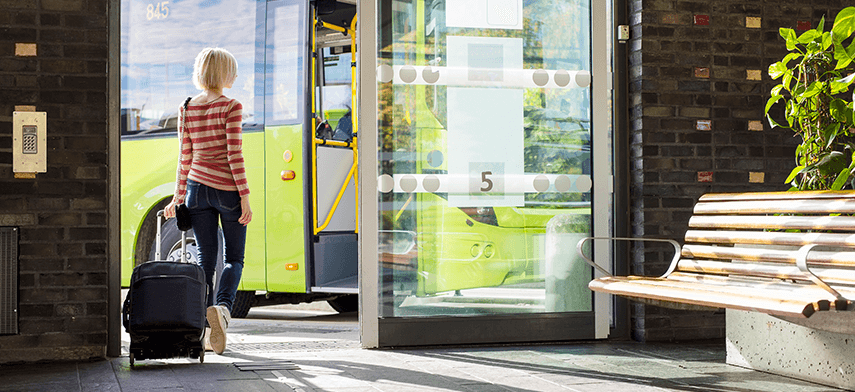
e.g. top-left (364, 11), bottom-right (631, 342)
top-left (378, 0), bottom-right (594, 317)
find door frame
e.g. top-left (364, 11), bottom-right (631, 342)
top-left (357, 0), bottom-right (380, 348)
top-left (107, 0), bottom-right (122, 357)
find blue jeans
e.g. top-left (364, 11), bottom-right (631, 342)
top-left (185, 179), bottom-right (246, 313)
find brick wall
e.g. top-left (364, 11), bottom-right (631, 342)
top-left (0, 0), bottom-right (110, 362)
top-left (628, 0), bottom-right (852, 341)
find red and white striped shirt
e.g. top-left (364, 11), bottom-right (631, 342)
top-left (172, 96), bottom-right (249, 203)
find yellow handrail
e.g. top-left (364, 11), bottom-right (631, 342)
top-left (320, 21), bottom-right (347, 34)
top-left (313, 138), bottom-right (353, 148)
top-left (312, 13), bottom-right (359, 235)
top-left (350, 14), bottom-right (358, 136)
top-left (395, 194), bottom-right (413, 222)
top-left (350, 15), bottom-right (358, 234)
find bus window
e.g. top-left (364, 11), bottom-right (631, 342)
top-left (265, 0), bottom-right (306, 126)
top-left (316, 46), bottom-right (352, 130)
top-left (322, 47), bottom-right (352, 85)
top-left (120, 0), bottom-right (261, 137)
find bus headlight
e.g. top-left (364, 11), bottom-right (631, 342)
top-left (470, 244), bottom-right (481, 258)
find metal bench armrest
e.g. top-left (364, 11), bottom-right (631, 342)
top-left (576, 237), bottom-right (681, 278)
top-left (796, 244), bottom-right (846, 302)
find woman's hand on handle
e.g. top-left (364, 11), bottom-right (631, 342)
top-left (239, 196), bottom-right (252, 226)
top-left (163, 201), bottom-right (178, 219)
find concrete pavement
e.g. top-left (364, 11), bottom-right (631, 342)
top-left (0, 303), bottom-right (846, 391)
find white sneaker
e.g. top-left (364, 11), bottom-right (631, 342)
top-left (203, 327), bottom-right (213, 352)
top-left (206, 305), bottom-right (230, 354)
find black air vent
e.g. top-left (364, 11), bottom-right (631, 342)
top-left (0, 228), bottom-right (18, 335)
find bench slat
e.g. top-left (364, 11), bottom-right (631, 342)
top-left (699, 191), bottom-right (855, 202)
top-left (694, 198), bottom-right (855, 215)
top-left (681, 244), bottom-right (855, 267)
top-left (688, 215), bottom-right (855, 231)
top-left (589, 276), bottom-right (818, 318)
top-left (685, 230), bottom-right (855, 247)
top-left (676, 259), bottom-right (855, 286)
top-left (664, 272), bottom-right (855, 302)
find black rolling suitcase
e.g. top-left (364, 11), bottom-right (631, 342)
top-left (122, 208), bottom-right (207, 366)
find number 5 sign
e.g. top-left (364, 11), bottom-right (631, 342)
top-left (469, 163), bottom-right (503, 200)
top-left (447, 36), bottom-right (524, 208)
top-left (480, 171), bottom-right (493, 192)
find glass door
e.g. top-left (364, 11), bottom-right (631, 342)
top-left (359, 0), bottom-right (613, 347)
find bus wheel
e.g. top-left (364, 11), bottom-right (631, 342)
top-left (149, 218), bottom-right (224, 298)
top-left (327, 294), bottom-right (358, 313)
top-left (230, 290), bottom-right (255, 318)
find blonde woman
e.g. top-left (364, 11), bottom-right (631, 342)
top-left (164, 47), bottom-right (251, 355)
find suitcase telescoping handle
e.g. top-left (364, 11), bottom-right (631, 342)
top-left (155, 210), bottom-right (188, 263)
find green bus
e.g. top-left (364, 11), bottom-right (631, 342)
top-left (121, 0), bottom-right (592, 318)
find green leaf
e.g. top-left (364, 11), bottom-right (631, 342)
top-left (785, 102), bottom-right (798, 128)
top-left (783, 52), bottom-right (802, 65)
top-left (793, 83), bottom-right (807, 97)
top-left (844, 104), bottom-right (855, 127)
top-left (768, 62), bottom-right (788, 79)
top-left (785, 165), bottom-right (806, 183)
top-left (797, 29), bottom-right (821, 44)
top-left (831, 73), bottom-right (854, 93)
top-left (822, 32), bottom-right (833, 50)
top-left (797, 81), bottom-right (822, 102)
top-left (766, 113), bottom-right (785, 129)
top-left (831, 98), bottom-right (850, 122)
top-left (831, 81), bottom-right (848, 94)
top-left (781, 28), bottom-right (798, 50)
top-left (837, 72), bottom-right (855, 85)
top-left (849, 102), bottom-right (855, 126)
top-left (815, 151), bottom-right (847, 176)
top-left (832, 7), bottom-right (855, 43)
top-left (822, 123), bottom-right (842, 149)
top-left (834, 40), bottom-right (855, 70)
top-left (818, 15), bottom-right (826, 32)
top-left (806, 41), bottom-right (822, 52)
top-left (832, 167), bottom-right (850, 190)
top-left (782, 72), bottom-right (794, 92)
top-left (847, 40), bottom-right (855, 62)
top-left (765, 95), bottom-right (783, 114)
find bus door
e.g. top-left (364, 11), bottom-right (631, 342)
top-left (308, 4), bottom-right (359, 295)
top-left (263, 0), bottom-right (311, 295)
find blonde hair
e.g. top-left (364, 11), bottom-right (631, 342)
top-left (192, 47), bottom-right (237, 90)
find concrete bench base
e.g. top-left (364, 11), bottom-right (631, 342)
top-left (726, 309), bottom-right (855, 390)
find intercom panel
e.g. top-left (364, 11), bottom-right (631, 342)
top-left (13, 111), bottom-right (47, 174)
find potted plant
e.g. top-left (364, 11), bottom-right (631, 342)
top-left (766, 7), bottom-right (855, 190)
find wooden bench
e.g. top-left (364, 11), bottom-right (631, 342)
top-left (577, 190), bottom-right (855, 335)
